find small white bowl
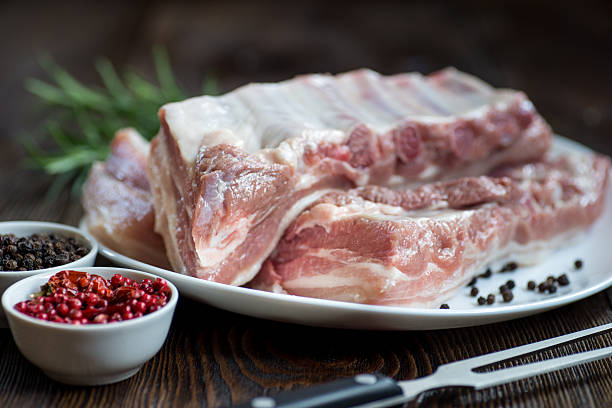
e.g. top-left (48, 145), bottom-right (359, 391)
top-left (2, 267), bottom-right (178, 385)
top-left (0, 221), bottom-right (98, 326)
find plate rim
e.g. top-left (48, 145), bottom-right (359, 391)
top-left (85, 221), bottom-right (612, 320)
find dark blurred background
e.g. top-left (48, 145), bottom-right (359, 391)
top-left (1, 0), bottom-right (611, 219)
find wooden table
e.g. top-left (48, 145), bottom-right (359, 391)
top-left (1, 1), bottom-right (611, 406)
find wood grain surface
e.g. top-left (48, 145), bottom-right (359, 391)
top-left (1, 1), bottom-right (611, 407)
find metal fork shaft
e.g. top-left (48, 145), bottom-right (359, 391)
top-left (471, 346), bottom-right (612, 389)
top-left (437, 322), bottom-right (612, 372)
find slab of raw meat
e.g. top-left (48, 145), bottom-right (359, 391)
top-left (147, 68), bottom-right (552, 285)
top-left (82, 128), bottom-right (171, 269)
top-left (252, 151), bottom-right (609, 307)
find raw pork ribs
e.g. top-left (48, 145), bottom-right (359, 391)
top-left (83, 129), bottom-right (170, 269)
top-left (147, 68), bottom-right (553, 286)
top-left (253, 152), bottom-right (609, 307)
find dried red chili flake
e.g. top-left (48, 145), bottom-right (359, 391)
top-left (14, 270), bottom-right (171, 324)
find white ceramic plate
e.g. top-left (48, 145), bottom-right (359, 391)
top-left (82, 136), bottom-right (612, 330)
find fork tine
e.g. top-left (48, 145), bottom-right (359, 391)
top-left (472, 346), bottom-right (612, 389)
top-left (441, 322), bottom-right (612, 371)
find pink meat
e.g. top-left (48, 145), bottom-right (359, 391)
top-left (82, 129), bottom-right (171, 269)
top-left (147, 68), bottom-right (552, 285)
top-left (252, 152), bottom-right (609, 307)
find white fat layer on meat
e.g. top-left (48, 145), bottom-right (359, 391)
top-left (283, 259), bottom-right (410, 304)
top-left (379, 75), bottom-right (438, 115)
top-left (513, 144), bottom-right (602, 206)
top-left (147, 136), bottom-right (187, 273)
top-left (295, 200), bottom-right (470, 235)
top-left (263, 128), bottom-right (347, 168)
top-left (194, 214), bottom-right (253, 268)
top-left (161, 68), bottom-right (521, 165)
top-left (215, 189), bottom-right (337, 286)
top-left (281, 249), bottom-right (464, 305)
top-left (416, 165), bottom-right (440, 180)
top-left (335, 70), bottom-right (403, 121)
top-left (285, 228), bottom-right (587, 307)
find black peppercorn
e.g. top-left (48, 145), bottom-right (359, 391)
top-left (55, 252), bottom-right (69, 265)
top-left (470, 287), bottom-right (479, 297)
top-left (500, 262), bottom-right (518, 272)
top-left (548, 285), bottom-right (557, 294)
top-left (486, 294), bottom-right (495, 304)
top-left (75, 247), bottom-right (89, 257)
top-left (506, 280), bottom-right (515, 289)
top-left (1, 233), bottom-right (88, 272)
top-left (22, 258), bottom-right (34, 270)
top-left (477, 296), bottom-right (486, 305)
top-left (440, 304), bottom-right (450, 309)
top-left (527, 281), bottom-right (536, 290)
top-left (44, 257), bottom-right (56, 268)
top-left (17, 240), bottom-right (31, 253)
top-left (574, 259), bottom-right (583, 270)
top-left (502, 291), bottom-right (514, 302)
top-left (558, 274), bottom-right (570, 286)
top-left (2, 235), bottom-right (14, 246)
top-left (538, 282), bottom-right (548, 293)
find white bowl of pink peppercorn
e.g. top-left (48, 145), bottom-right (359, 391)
top-left (1, 267), bottom-right (178, 385)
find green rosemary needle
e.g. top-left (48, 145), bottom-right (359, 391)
top-left (24, 46), bottom-right (218, 198)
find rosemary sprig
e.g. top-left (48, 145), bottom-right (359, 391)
top-left (24, 47), bottom-right (218, 198)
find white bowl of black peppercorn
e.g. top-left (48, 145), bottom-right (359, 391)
top-left (0, 221), bottom-right (98, 326)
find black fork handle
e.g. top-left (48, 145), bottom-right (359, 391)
top-left (233, 373), bottom-right (403, 408)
